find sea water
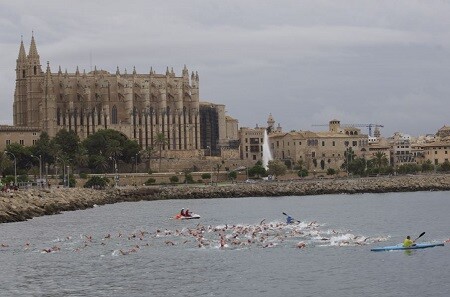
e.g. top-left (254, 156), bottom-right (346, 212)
top-left (1, 191), bottom-right (449, 296)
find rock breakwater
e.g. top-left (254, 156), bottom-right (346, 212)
top-left (1, 175), bottom-right (450, 224)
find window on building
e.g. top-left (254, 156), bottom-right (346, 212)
top-left (245, 146), bottom-right (248, 152)
top-left (446, 151), bottom-right (448, 154)
top-left (352, 141), bottom-right (357, 146)
top-left (435, 159), bottom-right (439, 165)
top-left (33, 140), bottom-right (37, 145)
top-left (332, 141), bottom-right (335, 146)
top-left (322, 141), bottom-right (325, 146)
top-left (22, 70), bottom-right (25, 78)
top-left (277, 141), bottom-right (279, 147)
top-left (6, 140), bottom-right (11, 145)
top-left (111, 105), bottom-right (118, 124)
top-left (245, 153), bottom-right (248, 158)
top-left (435, 151), bottom-right (438, 155)
top-left (253, 155), bottom-right (256, 160)
top-left (34, 66), bottom-right (37, 75)
top-left (19, 140), bottom-right (24, 145)
top-left (312, 152), bottom-right (316, 158)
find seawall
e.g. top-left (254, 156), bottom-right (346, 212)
top-left (1, 175), bottom-right (450, 224)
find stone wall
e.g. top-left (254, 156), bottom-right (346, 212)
top-left (2, 174), bottom-right (450, 224)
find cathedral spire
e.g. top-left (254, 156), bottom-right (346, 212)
top-left (58, 65), bottom-right (62, 75)
top-left (44, 61), bottom-right (54, 88)
top-left (75, 66), bottom-right (80, 76)
top-left (27, 32), bottom-right (42, 75)
top-left (116, 66), bottom-right (120, 75)
top-left (133, 66), bottom-right (136, 75)
top-left (17, 38), bottom-right (27, 62)
top-left (28, 33), bottom-right (40, 59)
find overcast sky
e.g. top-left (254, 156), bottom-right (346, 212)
top-left (1, 0), bottom-right (450, 137)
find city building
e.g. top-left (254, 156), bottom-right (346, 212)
top-left (269, 119), bottom-right (369, 173)
top-left (3, 34), bottom-right (238, 162)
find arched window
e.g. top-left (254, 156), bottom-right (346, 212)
top-left (97, 106), bottom-right (101, 125)
top-left (112, 105), bottom-right (118, 124)
top-left (57, 108), bottom-right (61, 125)
top-left (22, 70), bottom-right (25, 78)
top-left (34, 66), bottom-right (37, 75)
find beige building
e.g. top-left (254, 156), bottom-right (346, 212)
top-left (14, 35), bottom-right (202, 157)
top-left (0, 125), bottom-right (41, 150)
top-left (422, 140), bottom-right (450, 165)
top-left (269, 120), bottom-right (369, 172)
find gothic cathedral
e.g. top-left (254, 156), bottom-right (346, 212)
top-left (13, 35), bottom-right (201, 155)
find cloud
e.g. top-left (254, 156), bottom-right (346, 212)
top-left (1, 0), bottom-right (450, 136)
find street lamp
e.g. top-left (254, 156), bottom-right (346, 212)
top-left (56, 157), bottom-right (67, 188)
top-left (135, 153), bottom-right (139, 175)
top-left (31, 154), bottom-right (42, 182)
top-left (109, 156), bottom-right (118, 187)
top-left (4, 151), bottom-right (17, 186)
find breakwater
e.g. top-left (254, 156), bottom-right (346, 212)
top-left (1, 175), bottom-right (450, 224)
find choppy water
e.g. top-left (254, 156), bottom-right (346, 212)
top-left (1, 191), bottom-right (450, 296)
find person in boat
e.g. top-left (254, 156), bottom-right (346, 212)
top-left (403, 236), bottom-right (415, 247)
top-left (185, 209), bottom-right (191, 217)
top-left (286, 215), bottom-right (294, 224)
top-left (180, 208), bottom-right (185, 216)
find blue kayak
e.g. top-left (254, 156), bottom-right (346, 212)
top-left (371, 242), bottom-right (444, 252)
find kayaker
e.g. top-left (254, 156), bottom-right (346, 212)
top-left (286, 216), bottom-right (294, 224)
top-left (180, 208), bottom-right (185, 216)
top-left (185, 209), bottom-right (191, 217)
top-left (403, 236), bottom-right (415, 247)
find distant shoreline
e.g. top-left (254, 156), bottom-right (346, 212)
top-left (1, 175), bottom-right (450, 224)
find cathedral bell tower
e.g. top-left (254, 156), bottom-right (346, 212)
top-left (14, 37), bottom-right (28, 126)
top-left (26, 32), bottom-right (44, 127)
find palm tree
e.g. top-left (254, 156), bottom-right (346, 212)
top-left (153, 133), bottom-right (169, 172)
top-left (373, 151), bottom-right (388, 169)
top-left (142, 146), bottom-right (157, 172)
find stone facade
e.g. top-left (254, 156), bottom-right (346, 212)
top-left (14, 35), bottom-right (202, 155)
top-left (269, 119), bottom-right (369, 173)
top-left (422, 139), bottom-right (450, 165)
top-left (0, 125), bottom-right (41, 150)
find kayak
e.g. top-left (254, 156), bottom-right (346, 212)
top-left (174, 213), bottom-right (201, 220)
top-left (370, 242), bottom-right (444, 252)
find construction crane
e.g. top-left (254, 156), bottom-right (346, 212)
top-left (312, 123), bottom-right (384, 137)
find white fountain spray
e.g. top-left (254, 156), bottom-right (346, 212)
top-left (262, 129), bottom-right (273, 169)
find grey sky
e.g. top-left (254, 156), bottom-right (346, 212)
top-left (1, 0), bottom-right (449, 137)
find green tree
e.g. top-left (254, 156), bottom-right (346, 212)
top-left (201, 173), bottom-right (211, 180)
top-left (84, 176), bottom-right (109, 189)
top-left (248, 161), bottom-right (267, 178)
top-left (421, 160), bottom-right (434, 172)
top-left (297, 168), bottom-right (308, 177)
top-left (347, 157), bottom-right (367, 176)
top-left (170, 175), bottom-right (179, 183)
top-left (228, 171), bottom-right (237, 181)
top-left (267, 160), bottom-right (287, 177)
top-left (31, 132), bottom-right (55, 166)
top-left (327, 168), bottom-right (336, 176)
top-left (373, 152), bottom-right (389, 168)
top-left (439, 160), bottom-right (450, 172)
top-left (51, 129), bottom-right (81, 162)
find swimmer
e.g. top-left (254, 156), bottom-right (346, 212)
top-left (297, 242), bottom-right (306, 249)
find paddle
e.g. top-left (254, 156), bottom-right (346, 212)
top-left (282, 212), bottom-right (300, 223)
top-left (413, 232), bottom-right (425, 242)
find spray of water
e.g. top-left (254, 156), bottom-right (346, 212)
top-left (262, 129), bottom-right (273, 169)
